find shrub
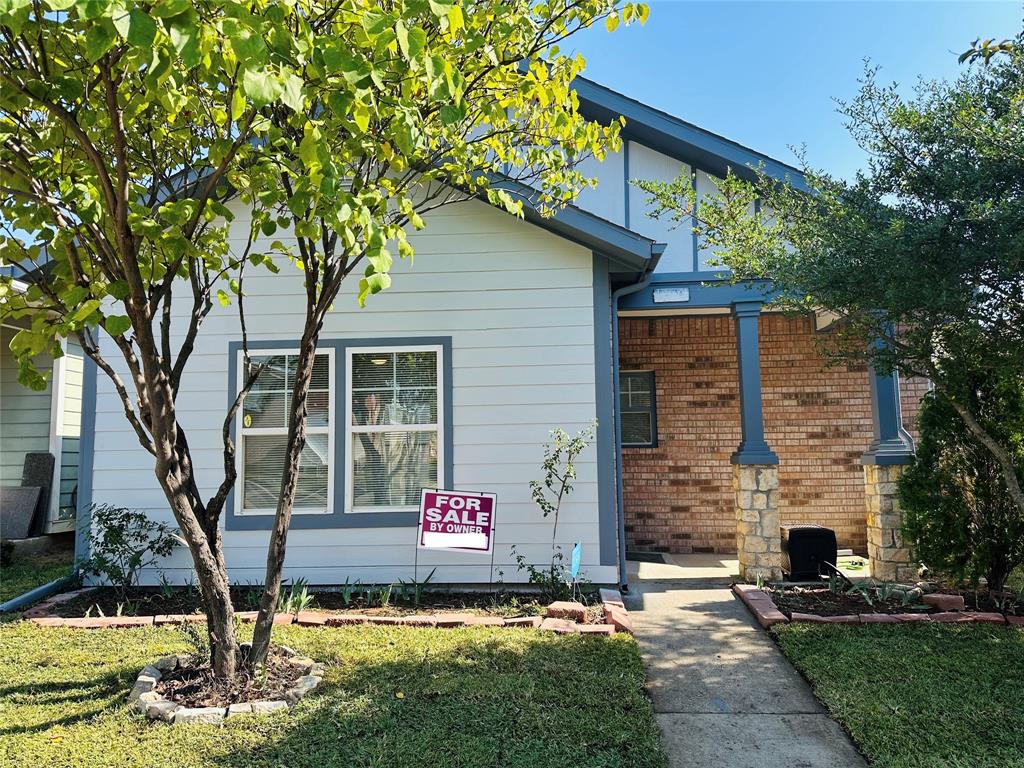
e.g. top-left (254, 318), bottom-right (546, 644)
top-left (899, 390), bottom-right (1024, 592)
top-left (78, 504), bottom-right (177, 597)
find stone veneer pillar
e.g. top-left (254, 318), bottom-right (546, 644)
top-left (864, 463), bottom-right (916, 582)
top-left (734, 464), bottom-right (782, 582)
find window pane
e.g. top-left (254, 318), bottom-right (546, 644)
top-left (250, 355), bottom-right (287, 391)
top-left (243, 390), bottom-right (286, 429)
top-left (306, 390), bottom-right (330, 428)
top-left (620, 372), bottom-right (652, 409)
top-left (352, 352), bottom-right (393, 389)
top-left (307, 353), bottom-right (330, 391)
top-left (351, 430), bottom-right (437, 508)
top-left (621, 412), bottom-right (653, 445)
top-left (397, 351), bottom-right (437, 388)
top-left (243, 434), bottom-right (329, 511)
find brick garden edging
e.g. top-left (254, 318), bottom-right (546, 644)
top-left (732, 584), bottom-right (1023, 628)
top-left (26, 590), bottom-right (635, 635)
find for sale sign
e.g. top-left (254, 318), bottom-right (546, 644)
top-left (418, 489), bottom-right (496, 554)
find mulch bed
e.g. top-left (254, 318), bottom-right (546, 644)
top-left (766, 585), bottom-right (1022, 618)
top-left (157, 647), bottom-right (302, 708)
top-left (767, 587), bottom-right (928, 617)
top-left (46, 586), bottom-right (608, 622)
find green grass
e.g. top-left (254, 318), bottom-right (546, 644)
top-left (0, 553), bottom-right (72, 603)
top-left (774, 622), bottom-right (1024, 768)
top-left (0, 621), bottom-right (665, 768)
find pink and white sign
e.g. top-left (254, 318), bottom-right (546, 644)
top-left (418, 489), bottom-right (496, 553)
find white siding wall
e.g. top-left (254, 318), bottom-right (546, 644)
top-left (89, 199), bottom-right (615, 585)
top-left (626, 142), bottom-right (693, 273)
top-left (574, 147), bottom-right (626, 226)
top-left (0, 325), bottom-right (53, 487)
top-left (58, 340), bottom-right (84, 520)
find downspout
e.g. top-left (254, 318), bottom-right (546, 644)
top-left (610, 244), bottom-right (664, 590)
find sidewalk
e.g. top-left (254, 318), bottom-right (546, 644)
top-left (624, 581), bottom-right (867, 768)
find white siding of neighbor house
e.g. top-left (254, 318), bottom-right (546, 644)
top-left (89, 198), bottom-right (615, 585)
top-left (58, 340), bottom-right (84, 520)
top-left (0, 325), bottom-right (53, 487)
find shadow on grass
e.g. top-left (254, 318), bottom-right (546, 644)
top-left (207, 628), bottom-right (665, 768)
top-left (0, 670), bottom-right (127, 735)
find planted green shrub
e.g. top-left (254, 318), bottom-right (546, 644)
top-left (900, 390), bottom-right (1024, 592)
top-left (79, 504), bottom-right (177, 598)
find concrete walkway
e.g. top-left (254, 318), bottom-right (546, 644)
top-left (624, 580), bottom-right (867, 768)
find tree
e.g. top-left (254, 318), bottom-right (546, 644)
top-left (899, 387), bottom-right (1024, 593)
top-left (634, 42), bottom-right (1024, 525)
top-left (0, 0), bottom-right (647, 678)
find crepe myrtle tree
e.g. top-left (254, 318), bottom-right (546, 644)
top-left (0, 0), bottom-right (648, 678)
top-left (633, 43), bottom-right (1024, 521)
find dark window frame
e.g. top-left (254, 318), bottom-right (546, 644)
top-left (620, 370), bottom-right (658, 448)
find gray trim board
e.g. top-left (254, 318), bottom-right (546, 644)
top-left (225, 336), bottom-right (454, 531)
top-left (592, 255), bottom-right (617, 567)
top-left (574, 76), bottom-right (811, 193)
top-left (619, 271), bottom-right (775, 310)
top-left (74, 356), bottom-right (97, 564)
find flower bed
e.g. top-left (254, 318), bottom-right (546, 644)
top-left (734, 583), bottom-right (1024, 628)
top-left (25, 588), bottom-right (633, 635)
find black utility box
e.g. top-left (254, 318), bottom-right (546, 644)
top-left (781, 524), bottom-right (838, 581)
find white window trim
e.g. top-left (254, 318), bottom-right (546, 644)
top-left (345, 344), bottom-right (445, 514)
top-left (235, 347), bottom-right (335, 516)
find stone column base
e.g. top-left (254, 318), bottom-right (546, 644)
top-left (734, 464), bottom-right (782, 582)
top-left (864, 464), bottom-right (916, 582)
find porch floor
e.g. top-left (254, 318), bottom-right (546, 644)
top-left (626, 553), bottom-right (870, 584)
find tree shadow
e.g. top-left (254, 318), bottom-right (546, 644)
top-left (0, 670), bottom-right (128, 735)
top-left (208, 627), bottom-right (665, 768)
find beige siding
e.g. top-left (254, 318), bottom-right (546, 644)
top-left (90, 199), bottom-right (613, 585)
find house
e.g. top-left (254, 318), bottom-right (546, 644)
top-left (1, 273), bottom-right (85, 542)
top-left (75, 76), bottom-right (922, 588)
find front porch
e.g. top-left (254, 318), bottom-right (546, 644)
top-left (617, 278), bottom-right (926, 583)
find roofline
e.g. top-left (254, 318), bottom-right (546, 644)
top-left (490, 176), bottom-right (663, 273)
top-left (573, 76), bottom-right (811, 193)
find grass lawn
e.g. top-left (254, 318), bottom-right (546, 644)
top-left (0, 553), bottom-right (72, 603)
top-left (0, 621), bottom-right (665, 768)
top-left (774, 622), bottom-right (1024, 768)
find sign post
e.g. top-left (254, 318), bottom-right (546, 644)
top-left (416, 489), bottom-right (498, 587)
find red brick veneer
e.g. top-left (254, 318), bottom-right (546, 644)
top-left (620, 313), bottom-right (926, 555)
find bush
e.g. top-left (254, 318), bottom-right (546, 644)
top-left (78, 504), bottom-right (177, 597)
top-left (899, 391), bottom-right (1024, 592)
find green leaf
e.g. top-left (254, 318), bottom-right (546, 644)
top-left (151, 0), bottom-right (190, 18)
top-left (230, 86), bottom-right (246, 121)
top-left (242, 67), bottom-right (283, 108)
top-left (439, 104), bottom-right (464, 125)
top-left (428, 0), bottom-right (452, 16)
top-left (352, 102), bottom-right (371, 133)
top-left (605, 12), bottom-right (619, 32)
top-left (216, 289), bottom-right (231, 307)
top-left (126, 9), bottom-right (157, 47)
top-left (104, 315), bottom-right (132, 336)
top-left (446, 5), bottom-right (464, 35)
top-left (84, 23), bottom-right (116, 63)
top-left (280, 71), bottom-right (304, 112)
top-left (361, 11), bottom-right (394, 36)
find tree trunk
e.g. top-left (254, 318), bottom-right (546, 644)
top-left (248, 324), bottom-right (322, 667)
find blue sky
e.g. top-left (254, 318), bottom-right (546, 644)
top-left (570, 1), bottom-right (1021, 180)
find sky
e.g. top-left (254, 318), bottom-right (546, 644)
top-left (569, 1), bottom-right (1022, 180)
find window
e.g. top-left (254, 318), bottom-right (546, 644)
top-left (620, 370), bottom-right (657, 447)
top-left (238, 350), bottom-right (334, 515)
top-left (346, 346), bottom-right (443, 512)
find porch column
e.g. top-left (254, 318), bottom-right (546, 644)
top-left (862, 363), bottom-right (916, 582)
top-left (730, 301), bottom-right (781, 582)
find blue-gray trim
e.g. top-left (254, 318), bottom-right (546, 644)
top-left (491, 176), bottom-right (660, 275)
top-left (592, 255), bottom-right (618, 568)
top-left (610, 253), bottom-right (660, 588)
top-left (730, 301), bottom-right (779, 465)
top-left (74, 356), bottom-right (97, 565)
top-left (862, 366), bottom-right (915, 466)
top-left (225, 337), bottom-right (454, 530)
top-left (690, 169), bottom-right (699, 272)
top-left (0, 574), bottom-right (75, 614)
top-left (622, 139), bottom-right (631, 229)
top-left (619, 271), bottom-right (775, 311)
top-left (574, 76), bottom-right (811, 194)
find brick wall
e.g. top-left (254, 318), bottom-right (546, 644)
top-left (620, 313), bottom-right (927, 555)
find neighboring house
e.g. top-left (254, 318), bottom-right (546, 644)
top-left (76, 76), bottom-right (921, 587)
top-left (1, 277), bottom-right (85, 539)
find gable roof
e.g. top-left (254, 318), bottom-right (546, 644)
top-left (574, 76), bottom-right (811, 193)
